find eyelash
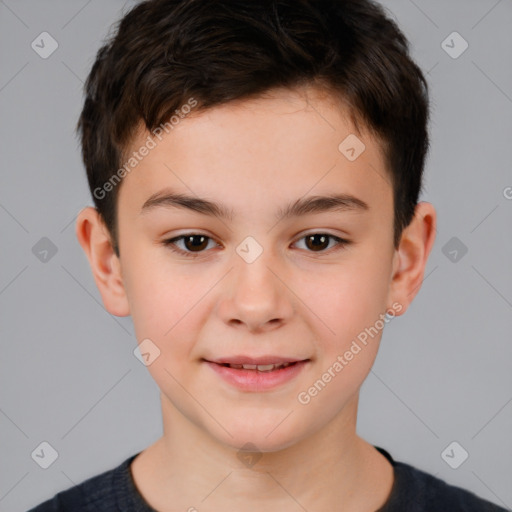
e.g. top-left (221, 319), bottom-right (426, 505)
top-left (162, 233), bottom-right (351, 258)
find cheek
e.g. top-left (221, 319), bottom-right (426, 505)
top-left (123, 260), bottom-right (225, 397)
top-left (296, 257), bottom-right (391, 342)
top-left (295, 268), bottom-right (388, 412)
top-left (121, 249), bottom-right (198, 344)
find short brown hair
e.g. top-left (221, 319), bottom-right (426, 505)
top-left (76, 0), bottom-right (430, 255)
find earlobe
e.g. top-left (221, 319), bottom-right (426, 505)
top-left (387, 202), bottom-right (437, 315)
top-left (75, 207), bottom-right (130, 317)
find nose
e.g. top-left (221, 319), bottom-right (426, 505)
top-left (215, 247), bottom-right (295, 333)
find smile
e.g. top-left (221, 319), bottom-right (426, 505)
top-left (204, 359), bottom-right (309, 391)
top-left (219, 362), bottom-right (296, 372)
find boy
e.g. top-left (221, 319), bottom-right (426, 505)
top-left (29, 0), bottom-right (507, 510)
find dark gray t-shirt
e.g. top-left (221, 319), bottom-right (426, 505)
top-left (28, 446), bottom-right (508, 511)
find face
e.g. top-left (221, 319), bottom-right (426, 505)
top-left (113, 86), bottom-right (402, 452)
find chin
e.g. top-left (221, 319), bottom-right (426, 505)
top-left (209, 415), bottom-right (308, 455)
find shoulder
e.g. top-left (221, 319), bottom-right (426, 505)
top-left (386, 458), bottom-right (508, 512)
top-left (26, 454), bottom-right (139, 512)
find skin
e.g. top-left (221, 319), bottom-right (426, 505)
top-left (76, 85), bottom-right (436, 511)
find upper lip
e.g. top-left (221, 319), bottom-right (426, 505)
top-left (205, 356), bottom-right (309, 365)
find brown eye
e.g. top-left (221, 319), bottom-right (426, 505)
top-left (182, 235), bottom-right (209, 252)
top-left (304, 234), bottom-right (330, 251)
top-left (163, 234), bottom-right (218, 257)
top-left (294, 233), bottom-right (350, 254)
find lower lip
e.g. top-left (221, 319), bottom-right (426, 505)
top-left (204, 361), bottom-right (309, 391)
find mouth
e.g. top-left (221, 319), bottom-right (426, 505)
top-left (203, 357), bottom-right (310, 391)
top-left (216, 361), bottom-right (299, 372)
top-left (205, 355), bottom-right (308, 371)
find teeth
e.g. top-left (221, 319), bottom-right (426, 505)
top-left (226, 362), bottom-right (293, 371)
top-left (254, 364), bottom-right (275, 372)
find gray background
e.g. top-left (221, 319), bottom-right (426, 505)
top-left (1, 0), bottom-right (511, 510)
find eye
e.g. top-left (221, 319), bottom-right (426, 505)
top-left (293, 233), bottom-right (349, 253)
top-left (163, 234), bottom-right (220, 258)
top-left (162, 232), bottom-right (350, 258)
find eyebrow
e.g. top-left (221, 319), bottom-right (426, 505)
top-left (140, 189), bottom-right (369, 222)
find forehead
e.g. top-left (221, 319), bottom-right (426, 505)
top-left (118, 85), bottom-right (392, 221)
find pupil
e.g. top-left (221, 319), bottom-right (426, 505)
top-left (307, 234), bottom-right (328, 251)
top-left (186, 235), bottom-right (207, 251)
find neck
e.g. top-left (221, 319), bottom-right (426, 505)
top-left (131, 392), bottom-right (394, 512)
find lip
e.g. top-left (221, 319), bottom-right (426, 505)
top-left (204, 358), bottom-right (310, 392)
top-left (207, 355), bottom-right (305, 365)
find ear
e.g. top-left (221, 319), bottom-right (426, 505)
top-left (387, 201), bottom-right (437, 315)
top-left (75, 207), bottom-right (130, 317)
